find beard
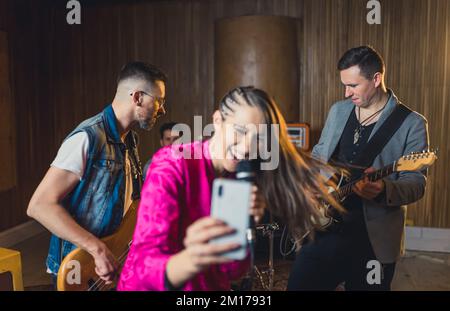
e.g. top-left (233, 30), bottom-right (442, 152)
top-left (136, 108), bottom-right (156, 131)
top-left (139, 118), bottom-right (155, 131)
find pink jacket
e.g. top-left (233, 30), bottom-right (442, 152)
top-left (117, 140), bottom-right (249, 291)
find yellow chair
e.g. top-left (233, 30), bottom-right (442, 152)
top-left (0, 248), bottom-right (24, 291)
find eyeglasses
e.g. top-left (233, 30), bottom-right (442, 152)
top-left (140, 91), bottom-right (166, 110)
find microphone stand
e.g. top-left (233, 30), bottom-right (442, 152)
top-left (241, 217), bottom-right (256, 291)
top-left (236, 161), bottom-right (259, 291)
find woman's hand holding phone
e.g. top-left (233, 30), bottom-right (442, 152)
top-left (183, 217), bottom-right (241, 272)
top-left (165, 216), bottom-right (240, 288)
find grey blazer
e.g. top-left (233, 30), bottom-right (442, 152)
top-left (312, 89), bottom-right (429, 263)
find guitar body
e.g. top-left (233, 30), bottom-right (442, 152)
top-left (316, 202), bottom-right (337, 229)
top-left (315, 175), bottom-right (347, 230)
top-left (57, 201), bottom-right (139, 291)
top-left (314, 151), bottom-right (437, 230)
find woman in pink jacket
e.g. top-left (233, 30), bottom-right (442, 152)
top-left (117, 86), bottom-right (338, 291)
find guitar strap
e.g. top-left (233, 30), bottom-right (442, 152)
top-left (353, 103), bottom-right (412, 168)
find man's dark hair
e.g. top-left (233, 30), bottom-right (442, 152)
top-left (159, 122), bottom-right (177, 139)
top-left (337, 46), bottom-right (385, 80)
top-left (117, 61), bottom-right (167, 86)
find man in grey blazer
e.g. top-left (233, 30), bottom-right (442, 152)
top-left (287, 46), bottom-right (429, 290)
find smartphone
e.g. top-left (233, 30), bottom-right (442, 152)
top-left (210, 178), bottom-right (252, 260)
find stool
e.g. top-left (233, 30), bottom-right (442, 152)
top-left (0, 248), bottom-right (24, 291)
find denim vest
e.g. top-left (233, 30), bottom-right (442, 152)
top-left (46, 104), bottom-right (143, 274)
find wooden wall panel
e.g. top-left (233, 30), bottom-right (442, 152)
top-left (0, 0), bottom-right (55, 232)
top-left (1, 0), bottom-right (449, 231)
top-left (0, 0), bottom-right (14, 231)
top-left (0, 31), bottom-right (16, 191)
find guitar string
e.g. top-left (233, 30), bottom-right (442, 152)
top-left (88, 247), bottom-right (129, 291)
top-left (324, 164), bottom-right (395, 227)
top-left (87, 245), bottom-right (131, 291)
top-left (91, 246), bottom-right (130, 291)
top-left (87, 248), bottom-right (128, 291)
top-left (332, 165), bottom-right (393, 201)
top-left (87, 204), bottom-right (139, 291)
top-left (96, 250), bottom-right (130, 291)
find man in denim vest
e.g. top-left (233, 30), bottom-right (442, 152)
top-left (27, 62), bottom-right (167, 286)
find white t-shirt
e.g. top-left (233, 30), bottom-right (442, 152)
top-left (51, 132), bottom-right (133, 215)
top-left (51, 132), bottom-right (89, 180)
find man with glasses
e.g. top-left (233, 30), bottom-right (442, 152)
top-left (27, 61), bottom-right (167, 287)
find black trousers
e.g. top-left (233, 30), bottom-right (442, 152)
top-left (287, 222), bottom-right (396, 291)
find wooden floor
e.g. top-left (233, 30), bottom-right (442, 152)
top-left (9, 231), bottom-right (450, 291)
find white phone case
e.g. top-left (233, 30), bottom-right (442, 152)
top-left (210, 178), bottom-right (252, 260)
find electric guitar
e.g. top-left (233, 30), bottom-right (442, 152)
top-left (316, 150), bottom-right (437, 229)
top-left (56, 200), bottom-right (139, 291)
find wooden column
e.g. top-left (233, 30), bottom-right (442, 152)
top-left (215, 15), bottom-right (300, 121)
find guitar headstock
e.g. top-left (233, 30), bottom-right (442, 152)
top-left (396, 150), bottom-right (437, 172)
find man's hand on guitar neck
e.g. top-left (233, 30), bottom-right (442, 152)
top-left (353, 167), bottom-right (386, 200)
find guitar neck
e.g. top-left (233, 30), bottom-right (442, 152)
top-left (333, 161), bottom-right (397, 201)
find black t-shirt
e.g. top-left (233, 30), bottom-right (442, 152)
top-left (330, 107), bottom-right (376, 228)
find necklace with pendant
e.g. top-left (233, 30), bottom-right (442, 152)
top-left (354, 104), bottom-right (386, 145)
top-left (353, 126), bottom-right (362, 144)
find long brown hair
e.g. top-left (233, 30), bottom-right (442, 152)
top-left (218, 86), bottom-right (343, 247)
